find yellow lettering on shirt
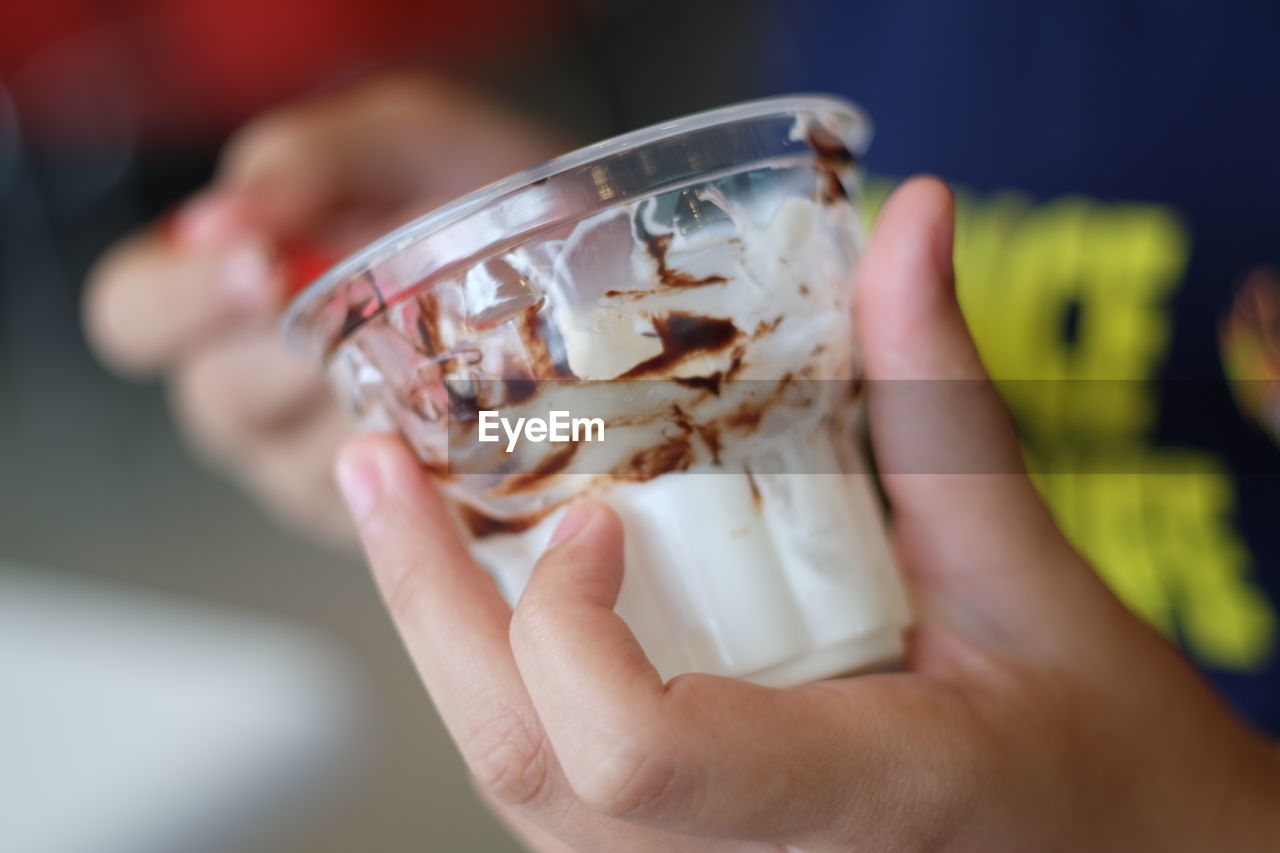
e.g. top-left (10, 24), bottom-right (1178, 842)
top-left (1032, 451), bottom-right (1275, 669)
top-left (862, 176), bottom-right (1275, 672)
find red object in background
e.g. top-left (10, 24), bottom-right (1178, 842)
top-left (157, 206), bottom-right (338, 297)
top-left (278, 240), bottom-right (341, 297)
top-left (2, 0), bottom-right (577, 142)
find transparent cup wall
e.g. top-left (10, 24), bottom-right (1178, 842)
top-left (294, 101), bottom-right (912, 685)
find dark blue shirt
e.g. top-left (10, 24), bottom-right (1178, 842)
top-left (771, 0), bottom-right (1280, 734)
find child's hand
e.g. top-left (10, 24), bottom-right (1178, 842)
top-left (335, 178), bottom-right (1280, 851)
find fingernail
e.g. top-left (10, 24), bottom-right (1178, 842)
top-left (336, 448), bottom-right (381, 520)
top-left (548, 501), bottom-right (594, 547)
top-left (219, 246), bottom-right (276, 311)
top-left (173, 193), bottom-right (245, 249)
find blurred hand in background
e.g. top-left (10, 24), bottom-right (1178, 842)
top-left (84, 73), bottom-right (570, 541)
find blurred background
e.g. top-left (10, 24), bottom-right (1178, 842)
top-left (7, 1), bottom-right (1280, 850)
top-left (0, 1), bottom-right (767, 850)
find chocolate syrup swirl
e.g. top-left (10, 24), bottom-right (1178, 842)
top-left (619, 312), bottom-right (741, 378)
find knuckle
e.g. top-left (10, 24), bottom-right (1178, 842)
top-left (462, 704), bottom-right (554, 807)
top-left (569, 730), bottom-right (678, 820)
top-left (353, 71), bottom-right (453, 112)
top-left (222, 110), bottom-right (318, 176)
top-left (170, 351), bottom-right (253, 460)
top-left (377, 560), bottom-right (430, 625)
top-left (507, 592), bottom-right (555, 651)
top-left (245, 461), bottom-right (351, 544)
top-left (358, 73), bottom-right (433, 109)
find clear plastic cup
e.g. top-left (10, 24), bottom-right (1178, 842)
top-left (283, 95), bottom-right (912, 686)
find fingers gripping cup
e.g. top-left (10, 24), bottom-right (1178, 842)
top-left (284, 96), bottom-right (912, 687)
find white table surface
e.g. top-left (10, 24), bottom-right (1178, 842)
top-left (0, 560), bottom-right (368, 853)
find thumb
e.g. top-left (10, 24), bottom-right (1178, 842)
top-left (856, 177), bottom-right (1103, 649)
